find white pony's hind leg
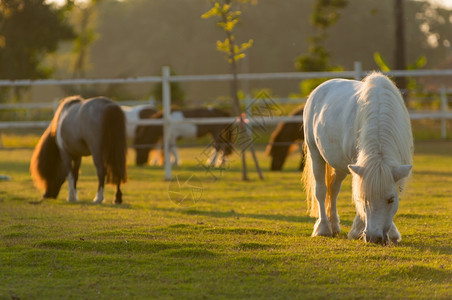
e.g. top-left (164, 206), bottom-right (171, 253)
top-left (348, 214), bottom-right (365, 240)
top-left (327, 168), bottom-right (346, 236)
top-left (170, 144), bottom-right (180, 166)
top-left (67, 172), bottom-right (78, 202)
top-left (93, 186), bottom-right (104, 204)
top-left (388, 222), bottom-right (401, 244)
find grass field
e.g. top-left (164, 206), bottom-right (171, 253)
top-left (0, 140), bottom-right (451, 299)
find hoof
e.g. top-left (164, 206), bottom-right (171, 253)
top-left (93, 197), bottom-right (104, 204)
top-left (312, 219), bottom-right (333, 237)
top-left (388, 223), bottom-right (401, 244)
top-left (329, 216), bottom-right (341, 236)
top-left (389, 236), bottom-right (400, 246)
top-left (348, 215), bottom-right (365, 240)
top-left (331, 222), bottom-right (341, 237)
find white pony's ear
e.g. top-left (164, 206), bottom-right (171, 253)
top-left (348, 164), bottom-right (364, 176)
top-left (392, 165), bottom-right (412, 182)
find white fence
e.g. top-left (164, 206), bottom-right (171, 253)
top-left (1, 63), bottom-right (451, 179)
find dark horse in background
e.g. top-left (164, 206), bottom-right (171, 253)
top-left (266, 106), bottom-right (305, 171)
top-left (134, 107), bottom-right (234, 166)
top-left (30, 96), bottom-right (127, 204)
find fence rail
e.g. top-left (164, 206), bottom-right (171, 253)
top-left (0, 63), bottom-right (451, 179)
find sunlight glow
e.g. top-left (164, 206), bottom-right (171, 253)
top-left (45, 0), bottom-right (89, 6)
top-left (422, 0), bottom-right (452, 8)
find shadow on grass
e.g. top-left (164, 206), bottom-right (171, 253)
top-left (382, 264), bottom-right (451, 284)
top-left (413, 170), bottom-right (452, 177)
top-left (399, 240), bottom-right (451, 255)
top-left (0, 160), bottom-right (31, 173)
top-left (152, 206), bottom-right (314, 223)
top-left (397, 213), bottom-right (440, 220)
top-left (36, 239), bottom-right (200, 254)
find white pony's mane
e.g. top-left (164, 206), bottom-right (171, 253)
top-left (352, 73), bottom-right (414, 217)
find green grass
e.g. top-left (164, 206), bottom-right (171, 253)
top-left (0, 141), bottom-right (451, 299)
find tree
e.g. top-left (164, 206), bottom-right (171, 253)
top-left (0, 0), bottom-right (75, 80)
top-left (0, 0), bottom-right (75, 101)
top-left (295, 0), bottom-right (347, 95)
top-left (202, 0), bottom-right (263, 180)
top-left (393, 0), bottom-right (407, 100)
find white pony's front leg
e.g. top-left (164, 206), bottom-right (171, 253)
top-left (326, 169), bottom-right (346, 236)
top-left (388, 222), bottom-right (401, 244)
top-left (67, 173), bottom-right (78, 202)
top-left (312, 184), bottom-right (333, 237)
top-left (310, 156), bottom-right (333, 237)
top-left (348, 214), bottom-right (365, 240)
top-left (93, 186), bottom-right (104, 204)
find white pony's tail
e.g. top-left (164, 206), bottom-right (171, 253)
top-left (302, 143), bottom-right (335, 218)
top-left (302, 143), bottom-right (315, 216)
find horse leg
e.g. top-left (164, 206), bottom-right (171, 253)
top-left (348, 214), bottom-right (366, 240)
top-left (60, 151), bottom-right (78, 203)
top-left (388, 222), bottom-right (401, 245)
top-left (310, 152), bottom-right (332, 237)
top-left (208, 148), bottom-right (219, 167)
top-left (68, 157), bottom-right (82, 202)
top-left (171, 143), bottom-right (180, 166)
top-left (327, 168), bottom-right (346, 236)
top-left (115, 184), bottom-right (123, 204)
top-left (72, 157), bottom-right (81, 190)
top-left (92, 155), bottom-right (105, 204)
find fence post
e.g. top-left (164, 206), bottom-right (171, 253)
top-left (162, 66), bottom-right (172, 180)
top-left (440, 85), bottom-right (447, 139)
top-left (354, 61), bottom-right (362, 80)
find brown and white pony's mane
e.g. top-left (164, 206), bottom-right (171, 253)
top-left (49, 96), bottom-right (83, 135)
top-left (30, 96), bottom-right (83, 192)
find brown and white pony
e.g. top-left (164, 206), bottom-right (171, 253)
top-left (30, 96), bottom-right (127, 204)
top-left (266, 106), bottom-right (304, 171)
top-left (134, 107), bottom-right (234, 166)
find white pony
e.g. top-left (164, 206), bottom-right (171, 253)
top-left (302, 72), bottom-right (413, 245)
top-left (121, 104), bottom-right (157, 140)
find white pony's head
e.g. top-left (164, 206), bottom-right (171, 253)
top-left (349, 72), bottom-right (413, 245)
top-left (349, 161), bottom-right (412, 244)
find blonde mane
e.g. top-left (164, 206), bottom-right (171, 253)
top-left (49, 96), bottom-right (83, 135)
top-left (352, 73), bottom-right (414, 217)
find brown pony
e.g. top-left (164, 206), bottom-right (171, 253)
top-left (266, 106), bottom-right (304, 171)
top-left (30, 96), bottom-right (127, 204)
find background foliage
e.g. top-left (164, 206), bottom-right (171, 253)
top-left (3, 0), bottom-right (452, 102)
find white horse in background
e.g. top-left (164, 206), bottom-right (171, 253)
top-left (121, 104), bottom-right (157, 140)
top-left (302, 72), bottom-right (413, 245)
top-left (121, 104), bottom-right (164, 165)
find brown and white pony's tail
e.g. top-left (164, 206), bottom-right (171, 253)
top-left (301, 143), bottom-right (335, 218)
top-left (102, 104), bottom-right (127, 185)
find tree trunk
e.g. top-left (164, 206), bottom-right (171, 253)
top-left (394, 0), bottom-right (407, 103)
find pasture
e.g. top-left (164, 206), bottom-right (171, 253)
top-left (0, 139), bottom-right (451, 299)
